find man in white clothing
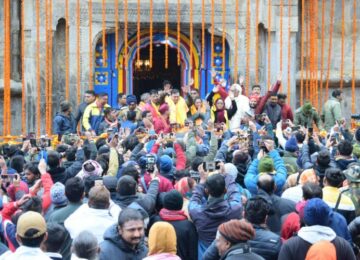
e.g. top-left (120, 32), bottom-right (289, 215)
top-left (0, 211), bottom-right (51, 260)
top-left (64, 185), bottom-right (120, 243)
top-left (225, 77), bottom-right (250, 131)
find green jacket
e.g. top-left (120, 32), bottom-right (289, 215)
top-left (321, 97), bottom-right (342, 131)
top-left (294, 106), bottom-right (321, 128)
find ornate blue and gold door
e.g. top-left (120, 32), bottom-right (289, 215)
top-left (94, 34), bottom-right (118, 107)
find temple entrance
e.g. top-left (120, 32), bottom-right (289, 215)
top-left (132, 44), bottom-right (181, 98)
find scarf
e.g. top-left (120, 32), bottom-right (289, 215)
top-left (190, 103), bottom-right (207, 115)
top-left (216, 109), bottom-right (226, 123)
top-left (159, 208), bottom-right (188, 221)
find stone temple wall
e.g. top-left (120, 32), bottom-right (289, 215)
top-left (0, 0), bottom-right (359, 134)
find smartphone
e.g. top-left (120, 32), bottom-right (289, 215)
top-left (205, 162), bottom-right (215, 172)
top-left (215, 161), bottom-right (221, 170)
top-left (308, 128), bottom-right (313, 136)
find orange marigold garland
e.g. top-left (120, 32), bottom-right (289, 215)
top-left (351, 0), bottom-right (357, 114)
top-left (150, 0), bottom-right (153, 68)
top-left (255, 0), bottom-right (259, 84)
top-left (267, 0), bottom-right (272, 89)
top-left (21, 0), bottom-right (26, 134)
top-left (48, 0), bottom-right (53, 134)
top-left (325, 0), bottom-right (335, 100)
top-left (221, 0), bottom-right (226, 73)
top-left (245, 0), bottom-right (251, 94)
top-left (102, 0), bottom-right (107, 67)
top-left (319, 0), bottom-right (325, 109)
top-left (234, 0), bottom-right (239, 80)
top-left (177, 0), bottom-right (181, 66)
top-left (287, 0), bottom-right (292, 105)
top-left (36, 0), bottom-right (41, 136)
top-left (124, 0), bottom-right (128, 68)
top-left (77, 0), bottom-right (81, 104)
top-left (201, 0), bottom-right (205, 69)
top-left (65, 0), bottom-right (69, 100)
top-left (3, 0), bottom-right (11, 135)
top-left (279, 0), bottom-right (283, 78)
top-left (340, 0), bottom-right (345, 89)
top-left (190, 0), bottom-right (194, 70)
top-left (165, 0), bottom-right (169, 69)
top-left (115, 0), bottom-right (119, 69)
top-left (88, 0), bottom-right (93, 90)
top-left (137, 0), bottom-right (141, 64)
top-left (45, 0), bottom-right (49, 134)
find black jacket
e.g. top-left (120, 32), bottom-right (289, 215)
top-left (99, 224), bottom-right (148, 260)
top-left (278, 235), bottom-right (355, 260)
top-left (257, 189), bottom-right (296, 234)
top-left (150, 215), bottom-right (198, 260)
top-left (221, 243), bottom-right (264, 260)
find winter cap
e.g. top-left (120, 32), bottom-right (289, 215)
top-left (60, 101), bottom-right (71, 112)
top-left (159, 155), bottom-right (173, 173)
top-left (303, 198), bottom-right (330, 226)
top-left (102, 176), bottom-right (118, 192)
top-left (50, 182), bottom-right (67, 206)
top-left (281, 212), bottom-right (301, 241)
top-left (305, 240), bottom-right (336, 260)
top-left (302, 101), bottom-right (313, 113)
top-left (158, 103), bottom-right (169, 114)
top-left (148, 222), bottom-right (177, 256)
top-left (343, 162), bottom-right (360, 183)
top-left (352, 143), bottom-right (360, 158)
top-left (163, 190), bottom-right (183, 211)
top-left (126, 95), bottom-right (137, 105)
top-left (98, 145), bottom-right (110, 155)
top-left (258, 156), bottom-right (275, 174)
top-left (163, 147), bottom-right (175, 158)
top-left (218, 219), bottom-right (255, 243)
top-left (17, 211), bottom-right (47, 238)
top-left (7, 181), bottom-right (29, 202)
top-left (285, 135), bottom-right (299, 153)
top-left (249, 94), bottom-right (260, 102)
top-left (196, 144), bottom-right (210, 157)
top-left (295, 200), bottom-right (308, 222)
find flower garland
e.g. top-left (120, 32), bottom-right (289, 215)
top-left (255, 0), bottom-right (259, 84)
top-left (21, 0), bottom-right (26, 134)
top-left (234, 0), bottom-right (239, 80)
top-left (287, 0), bottom-right (292, 105)
top-left (201, 0), bottom-right (205, 69)
top-left (65, 0), bottom-right (69, 99)
top-left (325, 0), bottom-right (335, 100)
top-left (114, 0), bottom-right (119, 69)
top-left (150, 0), bottom-right (153, 68)
top-left (190, 0), bottom-right (193, 70)
top-left (279, 0), bottom-right (283, 81)
top-left (48, 0), bottom-right (53, 134)
top-left (88, 0), bottom-right (93, 90)
top-left (319, 0), bottom-right (325, 109)
top-left (340, 0), bottom-right (345, 89)
top-left (165, 0), bottom-right (169, 69)
top-left (177, 0), bottom-right (181, 66)
top-left (211, 0), bottom-right (214, 70)
top-left (245, 0), bottom-right (251, 95)
top-left (221, 0), bottom-right (226, 73)
top-left (3, 0), bottom-right (11, 135)
top-left (124, 0), bottom-right (128, 69)
top-left (102, 0), bottom-right (107, 67)
top-left (36, 0), bottom-right (41, 135)
top-left (137, 0), bottom-right (141, 64)
top-left (77, 0), bottom-right (81, 104)
top-left (45, 0), bottom-right (49, 134)
top-left (267, 0), bottom-right (272, 89)
top-left (352, 0), bottom-right (357, 114)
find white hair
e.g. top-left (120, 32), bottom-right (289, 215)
top-left (231, 84), bottom-right (242, 94)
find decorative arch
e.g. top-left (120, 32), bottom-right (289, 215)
top-left (117, 29), bottom-right (201, 94)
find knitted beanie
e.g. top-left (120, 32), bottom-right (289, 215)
top-left (303, 198), bottom-right (330, 226)
top-left (258, 156), bottom-right (275, 174)
top-left (218, 219), bottom-right (255, 243)
top-left (163, 190), bottom-right (184, 211)
top-left (50, 182), bottom-right (67, 206)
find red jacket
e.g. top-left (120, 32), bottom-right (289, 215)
top-left (154, 116), bottom-right (171, 134)
top-left (280, 103), bottom-right (294, 122)
top-left (140, 173), bottom-right (174, 193)
top-left (255, 81), bottom-right (281, 115)
top-left (150, 143), bottom-right (186, 171)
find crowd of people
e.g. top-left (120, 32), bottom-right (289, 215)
top-left (0, 71), bottom-right (359, 260)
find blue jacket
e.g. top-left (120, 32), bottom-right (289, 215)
top-left (99, 224), bottom-right (148, 260)
top-left (188, 175), bottom-right (242, 247)
top-left (244, 150), bottom-right (287, 195)
top-left (53, 113), bottom-right (76, 135)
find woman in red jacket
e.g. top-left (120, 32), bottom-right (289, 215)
top-left (154, 103), bottom-right (171, 134)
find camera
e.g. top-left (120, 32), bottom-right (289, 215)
top-left (351, 114), bottom-right (360, 120)
top-left (145, 154), bottom-right (156, 173)
top-left (257, 139), bottom-right (269, 153)
top-left (203, 161), bottom-right (215, 172)
top-left (189, 170), bottom-right (200, 183)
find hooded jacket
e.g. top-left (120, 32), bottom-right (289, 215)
top-left (99, 224), bottom-right (148, 260)
top-left (278, 225), bottom-right (356, 260)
